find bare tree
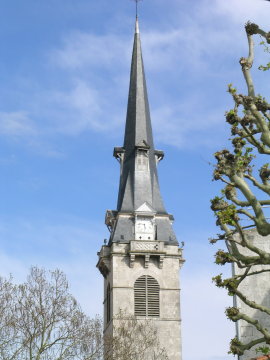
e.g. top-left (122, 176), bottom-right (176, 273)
top-left (104, 310), bottom-right (169, 360)
top-left (0, 269), bottom-right (169, 360)
top-left (210, 22), bottom-right (270, 356)
top-left (0, 276), bottom-right (17, 359)
top-left (0, 267), bottom-right (103, 360)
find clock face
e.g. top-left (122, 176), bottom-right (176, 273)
top-left (135, 217), bottom-right (154, 240)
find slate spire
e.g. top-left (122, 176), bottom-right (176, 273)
top-left (114, 17), bottom-right (166, 214)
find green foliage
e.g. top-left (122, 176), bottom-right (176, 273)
top-left (229, 337), bottom-right (244, 355)
top-left (259, 38), bottom-right (270, 71)
top-left (210, 196), bottom-right (229, 211)
top-left (216, 204), bottom-right (237, 226)
top-left (258, 63), bottom-right (270, 71)
top-left (256, 346), bottom-right (270, 355)
top-left (245, 22), bottom-right (259, 36)
top-left (223, 184), bottom-right (236, 201)
top-left (226, 307), bottom-right (240, 321)
top-left (227, 83), bottom-right (237, 95)
top-left (225, 109), bottom-right (239, 125)
top-left (215, 250), bottom-right (234, 265)
top-left (212, 274), bottom-right (238, 295)
top-left (233, 147), bottom-right (254, 173)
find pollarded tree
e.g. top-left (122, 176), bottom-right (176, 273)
top-left (0, 267), bottom-right (103, 360)
top-left (210, 22), bottom-right (270, 356)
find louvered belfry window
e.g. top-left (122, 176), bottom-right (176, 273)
top-left (134, 275), bottom-right (160, 317)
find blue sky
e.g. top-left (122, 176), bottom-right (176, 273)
top-left (1, 0), bottom-right (270, 359)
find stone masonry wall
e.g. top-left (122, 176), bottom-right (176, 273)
top-left (102, 242), bottom-right (182, 360)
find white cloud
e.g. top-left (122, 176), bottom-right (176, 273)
top-left (0, 111), bottom-right (37, 137)
top-left (152, 101), bottom-right (228, 149)
top-left (0, 110), bottom-right (65, 157)
top-left (142, 25), bottom-right (240, 74)
top-left (48, 27), bottom-right (230, 147)
top-left (51, 32), bottom-right (130, 70)
top-left (46, 5), bottom-right (255, 148)
top-left (2, 0), bottom-right (269, 152)
top-left (51, 20), bottom-right (238, 77)
top-left (212, 0), bottom-right (270, 26)
top-left (50, 79), bottom-right (119, 134)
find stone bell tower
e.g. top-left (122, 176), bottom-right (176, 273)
top-left (97, 17), bottom-right (184, 360)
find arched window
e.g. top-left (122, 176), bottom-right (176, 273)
top-left (106, 283), bottom-right (111, 323)
top-left (134, 275), bottom-right (159, 317)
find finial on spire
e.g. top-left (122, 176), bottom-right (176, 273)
top-left (131, 0), bottom-right (143, 18)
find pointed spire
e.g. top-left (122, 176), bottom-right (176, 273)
top-left (123, 16), bottom-right (154, 156)
top-left (107, 17), bottom-right (178, 246)
top-left (115, 17), bottom-right (166, 214)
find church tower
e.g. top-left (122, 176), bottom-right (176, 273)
top-left (97, 17), bottom-right (184, 360)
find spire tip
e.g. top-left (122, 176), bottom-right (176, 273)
top-left (132, 0), bottom-right (142, 21)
